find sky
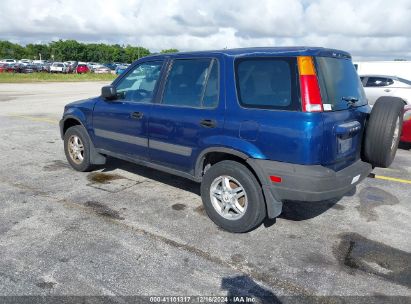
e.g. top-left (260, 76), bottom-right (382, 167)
top-left (0, 0), bottom-right (410, 60)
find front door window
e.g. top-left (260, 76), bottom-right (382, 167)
top-left (116, 61), bottom-right (163, 102)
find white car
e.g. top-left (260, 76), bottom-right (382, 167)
top-left (19, 59), bottom-right (32, 65)
top-left (360, 75), bottom-right (411, 105)
top-left (87, 62), bottom-right (99, 71)
top-left (50, 62), bottom-right (68, 73)
top-left (65, 61), bottom-right (77, 66)
top-left (93, 65), bottom-right (111, 74)
top-left (0, 59), bottom-right (17, 64)
top-left (355, 61), bottom-right (411, 81)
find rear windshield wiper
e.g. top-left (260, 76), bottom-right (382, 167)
top-left (342, 96), bottom-right (359, 107)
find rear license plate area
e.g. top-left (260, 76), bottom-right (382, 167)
top-left (338, 137), bottom-right (352, 154)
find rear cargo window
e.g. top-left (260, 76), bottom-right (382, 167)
top-left (316, 57), bottom-right (367, 111)
top-left (235, 58), bottom-right (300, 110)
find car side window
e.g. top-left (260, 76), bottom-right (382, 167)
top-left (162, 59), bottom-right (219, 108)
top-left (116, 61), bottom-right (163, 102)
top-left (365, 77), bottom-right (392, 87)
top-left (235, 58), bottom-right (298, 110)
top-left (386, 78), bottom-right (394, 86)
top-left (202, 60), bottom-right (219, 108)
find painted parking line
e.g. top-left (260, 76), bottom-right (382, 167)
top-left (368, 173), bottom-right (411, 185)
top-left (7, 114), bottom-right (59, 125)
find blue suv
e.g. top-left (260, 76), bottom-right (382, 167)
top-left (60, 47), bottom-right (404, 232)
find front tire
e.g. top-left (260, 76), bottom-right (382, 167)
top-left (64, 126), bottom-right (94, 172)
top-left (200, 160), bottom-right (266, 233)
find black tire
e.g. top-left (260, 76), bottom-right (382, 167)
top-left (363, 97), bottom-right (404, 168)
top-left (63, 126), bottom-right (95, 172)
top-left (200, 160), bottom-right (266, 233)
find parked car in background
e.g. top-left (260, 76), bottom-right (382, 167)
top-left (19, 59), bottom-right (32, 65)
top-left (64, 61), bottom-right (78, 73)
top-left (0, 61), bottom-right (44, 73)
top-left (60, 47), bottom-right (403, 233)
top-left (3, 63), bottom-right (20, 73)
top-left (360, 75), bottom-right (411, 105)
top-left (50, 62), bottom-right (68, 73)
top-left (15, 63), bottom-right (36, 73)
top-left (32, 62), bottom-right (45, 72)
top-left (76, 64), bottom-right (90, 74)
top-left (115, 64), bottom-right (129, 75)
top-left (355, 61), bottom-right (411, 82)
top-left (401, 106), bottom-right (411, 147)
top-left (65, 61), bottom-right (77, 66)
top-left (104, 63), bottom-right (117, 71)
top-left (0, 59), bottom-right (17, 64)
top-left (0, 63), bottom-right (7, 72)
top-left (6, 63), bottom-right (22, 73)
top-left (87, 62), bottom-right (99, 71)
top-left (41, 62), bottom-right (52, 73)
top-left (93, 65), bottom-right (111, 74)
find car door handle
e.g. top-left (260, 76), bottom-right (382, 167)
top-left (384, 89), bottom-right (391, 92)
top-left (130, 112), bottom-right (144, 119)
top-left (200, 119), bottom-right (217, 128)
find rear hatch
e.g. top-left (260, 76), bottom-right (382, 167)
top-left (315, 56), bottom-right (370, 171)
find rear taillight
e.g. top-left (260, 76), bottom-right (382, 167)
top-left (297, 56), bottom-right (323, 112)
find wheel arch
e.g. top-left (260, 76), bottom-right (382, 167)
top-left (194, 147), bottom-right (250, 179)
top-left (61, 116), bottom-right (106, 165)
top-left (195, 147), bottom-right (283, 219)
top-left (61, 116), bottom-right (84, 137)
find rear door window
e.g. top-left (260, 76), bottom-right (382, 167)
top-left (162, 58), bottom-right (219, 108)
top-left (235, 58), bottom-right (299, 110)
top-left (316, 57), bottom-right (367, 111)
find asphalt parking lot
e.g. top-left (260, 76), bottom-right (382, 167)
top-left (0, 82), bottom-right (410, 303)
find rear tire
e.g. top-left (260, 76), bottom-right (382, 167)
top-left (200, 160), bottom-right (266, 233)
top-left (363, 97), bottom-right (404, 168)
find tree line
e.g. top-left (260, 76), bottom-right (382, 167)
top-left (0, 40), bottom-right (179, 63)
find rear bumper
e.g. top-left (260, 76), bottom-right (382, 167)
top-left (248, 158), bottom-right (372, 202)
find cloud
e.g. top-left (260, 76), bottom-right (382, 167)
top-left (0, 0), bottom-right (410, 59)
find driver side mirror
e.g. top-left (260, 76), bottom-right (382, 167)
top-left (101, 85), bottom-right (117, 100)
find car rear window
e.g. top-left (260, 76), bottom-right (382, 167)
top-left (316, 57), bottom-right (367, 111)
top-left (235, 58), bottom-right (300, 110)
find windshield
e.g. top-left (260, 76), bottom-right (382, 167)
top-left (316, 57), bottom-right (367, 111)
